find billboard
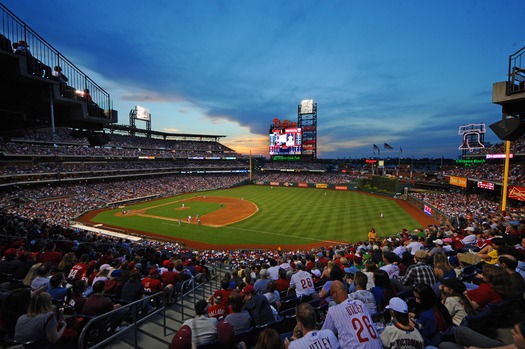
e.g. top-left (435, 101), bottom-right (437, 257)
top-left (269, 127), bottom-right (302, 155)
top-left (135, 105), bottom-right (151, 121)
top-left (449, 176), bottom-right (467, 188)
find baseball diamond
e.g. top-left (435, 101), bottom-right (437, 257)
top-left (79, 185), bottom-right (437, 250)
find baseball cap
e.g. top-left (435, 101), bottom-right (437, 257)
top-left (386, 297), bottom-right (408, 313)
top-left (414, 250), bottom-right (427, 258)
top-left (239, 284), bottom-right (255, 297)
top-left (110, 269), bottom-right (122, 278)
top-left (149, 267), bottom-right (158, 276)
top-left (311, 269), bottom-right (321, 277)
top-left (465, 227), bottom-right (475, 232)
top-left (433, 239), bottom-right (444, 245)
top-left (99, 264), bottom-right (111, 271)
top-left (171, 325), bottom-right (192, 349)
top-left (440, 278), bottom-right (467, 294)
top-left (344, 266), bottom-right (359, 276)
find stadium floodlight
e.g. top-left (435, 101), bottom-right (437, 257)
top-left (135, 105), bottom-right (151, 121)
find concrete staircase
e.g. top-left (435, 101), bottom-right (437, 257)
top-left (101, 270), bottom-right (223, 349)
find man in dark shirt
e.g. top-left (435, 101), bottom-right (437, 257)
top-left (240, 284), bottom-right (274, 327)
top-left (121, 272), bottom-right (145, 303)
top-left (82, 280), bottom-right (119, 316)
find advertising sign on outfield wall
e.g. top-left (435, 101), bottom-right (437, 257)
top-left (316, 183), bottom-right (328, 189)
top-left (335, 186), bottom-right (349, 190)
top-left (449, 176), bottom-right (467, 188)
top-left (508, 186), bottom-right (525, 202)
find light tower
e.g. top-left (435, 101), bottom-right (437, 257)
top-left (298, 99), bottom-right (317, 161)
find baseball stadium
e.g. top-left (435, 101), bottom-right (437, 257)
top-left (0, 3), bottom-right (525, 349)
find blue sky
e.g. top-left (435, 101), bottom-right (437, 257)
top-left (4, 0), bottom-right (524, 159)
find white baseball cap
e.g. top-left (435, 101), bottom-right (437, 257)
top-left (386, 297), bottom-right (408, 313)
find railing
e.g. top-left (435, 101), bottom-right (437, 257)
top-left (0, 3), bottom-right (112, 114)
top-left (78, 291), bottom-right (166, 349)
top-left (507, 46), bottom-right (525, 95)
top-left (78, 266), bottom-right (221, 349)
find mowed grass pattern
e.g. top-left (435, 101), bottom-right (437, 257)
top-left (90, 185), bottom-right (421, 248)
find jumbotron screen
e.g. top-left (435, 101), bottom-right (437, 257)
top-left (269, 127), bottom-right (302, 155)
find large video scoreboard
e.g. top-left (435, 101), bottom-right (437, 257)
top-left (269, 127), bottom-right (302, 155)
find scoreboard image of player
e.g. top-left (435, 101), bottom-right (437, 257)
top-left (269, 127), bottom-right (302, 155)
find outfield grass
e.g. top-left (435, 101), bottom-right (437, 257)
top-left (90, 185), bottom-right (422, 248)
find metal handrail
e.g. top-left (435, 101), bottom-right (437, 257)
top-left (0, 3), bottom-right (112, 112)
top-left (507, 45), bottom-right (525, 95)
top-left (78, 291), bottom-right (165, 349)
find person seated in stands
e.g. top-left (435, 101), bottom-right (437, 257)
top-left (30, 262), bottom-right (52, 291)
top-left (81, 280), bottom-right (120, 316)
top-left (497, 254), bottom-right (525, 299)
top-left (68, 254), bottom-right (89, 282)
top-left (47, 272), bottom-right (69, 302)
top-left (161, 262), bottom-right (182, 298)
top-left (254, 268), bottom-right (271, 295)
top-left (275, 268), bottom-right (290, 294)
top-left (380, 297), bottom-right (424, 349)
top-left (465, 263), bottom-right (509, 311)
top-left (438, 277), bottom-right (474, 326)
top-left (348, 271), bottom-right (378, 315)
top-left (37, 242), bottom-right (63, 267)
top-left (394, 250), bottom-right (436, 292)
top-left (65, 280), bottom-right (88, 314)
top-left (120, 272), bottom-right (145, 303)
top-left (13, 40), bottom-right (51, 78)
top-left (0, 247), bottom-right (21, 275)
top-left (181, 299), bottom-right (218, 347)
top-left (289, 262), bottom-right (316, 299)
top-left (410, 282), bottom-right (453, 347)
top-left (52, 66), bottom-right (68, 85)
top-left (104, 269), bottom-right (124, 299)
top-left (83, 88), bottom-right (93, 104)
top-left (263, 280), bottom-right (281, 311)
top-left (142, 268), bottom-right (164, 294)
top-left (224, 292), bottom-right (252, 335)
top-left (240, 284), bottom-right (275, 327)
top-left (210, 278), bottom-right (234, 313)
top-left (440, 320), bottom-right (525, 349)
top-left (285, 302), bottom-right (340, 349)
top-left (322, 280), bottom-right (382, 349)
top-left (14, 291), bottom-right (66, 347)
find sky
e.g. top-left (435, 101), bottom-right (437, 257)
top-left (3, 0), bottom-right (524, 159)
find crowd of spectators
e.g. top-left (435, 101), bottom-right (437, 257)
top-left (445, 163), bottom-right (525, 185)
top-left (0, 174), bottom-right (247, 226)
top-left (1, 194), bottom-right (524, 348)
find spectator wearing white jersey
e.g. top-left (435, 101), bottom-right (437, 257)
top-left (285, 302), bottom-right (340, 349)
top-left (289, 262), bottom-right (316, 299)
top-left (322, 280), bottom-right (382, 349)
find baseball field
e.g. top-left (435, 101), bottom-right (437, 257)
top-left (81, 185), bottom-right (437, 250)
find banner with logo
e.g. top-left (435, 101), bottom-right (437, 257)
top-left (449, 176), bottom-right (467, 188)
top-left (508, 186), bottom-right (525, 202)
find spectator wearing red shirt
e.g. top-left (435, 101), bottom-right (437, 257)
top-left (37, 242), bottom-right (62, 266)
top-left (161, 263), bottom-right (182, 288)
top-left (466, 264), bottom-right (507, 311)
top-left (67, 254), bottom-right (89, 282)
top-left (142, 268), bottom-right (164, 294)
top-left (210, 278), bottom-right (233, 312)
top-left (275, 268), bottom-right (290, 294)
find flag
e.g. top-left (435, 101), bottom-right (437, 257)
top-left (400, 147), bottom-right (403, 154)
top-left (373, 144), bottom-right (380, 151)
top-left (384, 143), bottom-right (393, 150)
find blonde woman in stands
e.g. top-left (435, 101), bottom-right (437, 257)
top-left (22, 262), bottom-right (42, 287)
